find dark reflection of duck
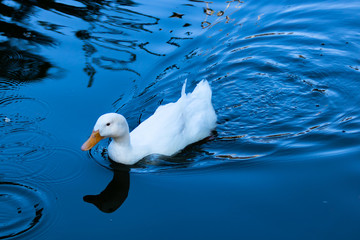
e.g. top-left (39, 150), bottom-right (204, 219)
top-left (83, 163), bottom-right (130, 213)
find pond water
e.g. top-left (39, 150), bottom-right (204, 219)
top-left (1, 0), bottom-right (360, 239)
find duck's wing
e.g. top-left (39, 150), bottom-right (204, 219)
top-left (130, 80), bottom-right (216, 156)
top-left (130, 99), bottom-right (189, 155)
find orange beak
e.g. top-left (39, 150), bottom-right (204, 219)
top-left (81, 130), bottom-right (104, 151)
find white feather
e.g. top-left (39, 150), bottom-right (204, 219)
top-left (89, 80), bottom-right (217, 165)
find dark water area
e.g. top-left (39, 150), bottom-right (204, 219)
top-left (1, 0), bottom-right (360, 239)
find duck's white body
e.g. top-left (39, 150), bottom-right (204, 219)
top-left (82, 80), bottom-right (217, 165)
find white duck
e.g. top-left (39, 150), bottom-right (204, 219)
top-left (81, 80), bottom-right (217, 165)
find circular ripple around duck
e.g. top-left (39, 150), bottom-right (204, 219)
top-left (97, 2), bottom-right (360, 171)
top-left (0, 182), bottom-right (50, 239)
top-left (87, 137), bottom-right (264, 173)
top-left (128, 6), bottom-right (357, 167)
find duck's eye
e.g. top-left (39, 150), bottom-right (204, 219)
top-left (106, 123), bottom-right (111, 126)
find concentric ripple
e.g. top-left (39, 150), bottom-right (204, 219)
top-left (0, 78), bottom-right (19, 91)
top-left (35, 146), bottom-right (87, 183)
top-left (0, 182), bottom-right (50, 239)
top-left (0, 95), bottom-right (50, 126)
top-left (2, 146), bottom-right (87, 184)
top-left (0, 94), bottom-right (85, 182)
top-left (0, 48), bottom-right (52, 82)
top-left (0, 127), bottom-right (55, 163)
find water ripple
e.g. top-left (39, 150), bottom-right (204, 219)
top-left (103, 0), bottom-right (360, 171)
top-left (0, 48), bottom-right (52, 82)
top-left (0, 127), bottom-right (55, 163)
top-left (0, 182), bottom-right (53, 239)
top-left (35, 146), bottom-right (87, 184)
top-left (0, 142), bottom-right (86, 184)
top-left (0, 95), bottom-right (50, 125)
top-left (0, 94), bottom-right (85, 183)
top-left (87, 133), bottom-right (267, 173)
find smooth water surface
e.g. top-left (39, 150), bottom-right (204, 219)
top-left (1, 0), bottom-right (360, 239)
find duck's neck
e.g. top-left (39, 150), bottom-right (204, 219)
top-left (109, 133), bottom-right (145, 165)
top-left (112, 134), bottom-right (131, 148)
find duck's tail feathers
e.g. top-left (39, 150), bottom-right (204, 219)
top-left (181, 79), bottom-right (187, 97)
top-left (191, 80), bottom-right (212, 99)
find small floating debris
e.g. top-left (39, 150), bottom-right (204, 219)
top-left (312, 88), bottom-right (326, 93)
top-left (295, 125), bottom-right (323, 136)
top-left (219, 135), bottom-right (246, 140)
top-left (169, 12), bottom-right (184, 19)
top-left (309, 125), bottom-right (321, 130)
top-left (23, 31), bottom-right (33, 38)
top-left (204, 8), bottom-right (215, 16)
top-left (225, 16), bottom-right (232, 23)
top-left (264, 133), bottom-right (292, 138)
top-left (4, 117), bottom-right (11, 123)
top-left (341, 116), bottom-right (354, 122)
top-left (75, 30), bottom-right (91, 40)
top-left (299, 55), bottom-right (306, 59)
top-left (216, 154), bottom-right (260, 160)
top-left (349, 66), bottom-right (359, 71)
top-left (201, 21), bottom-right (211, 29)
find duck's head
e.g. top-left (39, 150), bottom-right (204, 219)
top-left (81, 113), bottom-right (129, 151)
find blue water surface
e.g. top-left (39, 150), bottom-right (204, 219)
top-left (1, 0), bottom-right (360, 239)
